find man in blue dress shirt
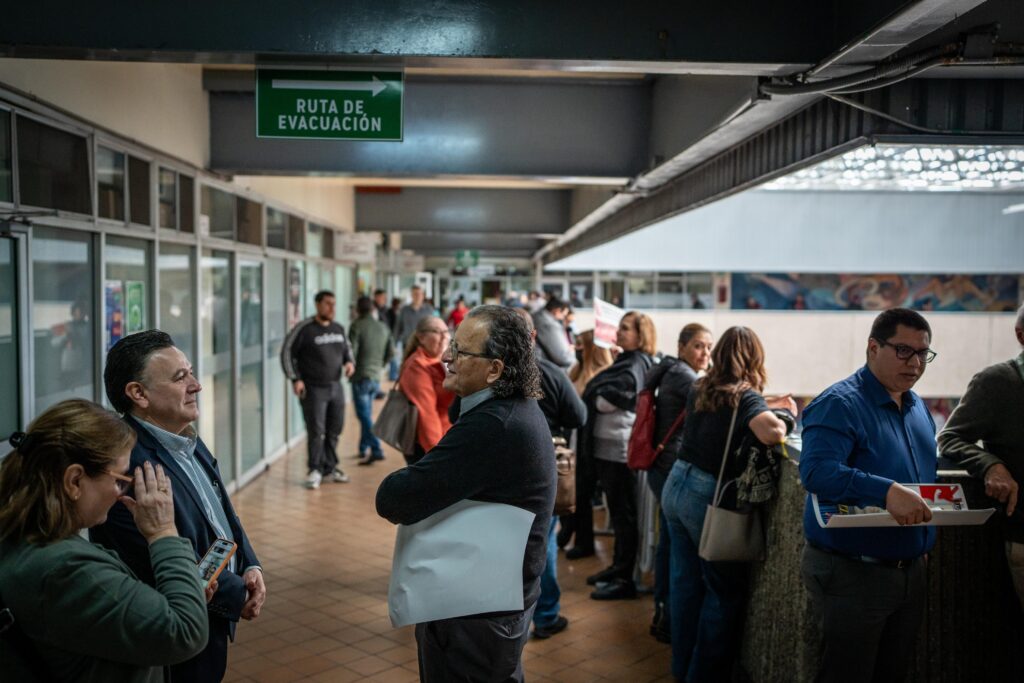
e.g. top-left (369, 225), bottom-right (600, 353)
top-left (800, 308), bottom-right (938, 683)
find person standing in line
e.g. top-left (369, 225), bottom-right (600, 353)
top-left (373, 288), bottom-right (390, 326)
top-left (447, 297), bottom-right (469, 329)
top-left (642, 323), bottom-right (713, 642)
top-left (661, 326), bottom-right (793, 682)
top-left (938, 302), bottom-right (1024, 606)
top-left (94, 331), bottom-right (266, 682)
top-left (394, 285), bottom-right (433, 347)
top-left (580, 312), bottom-right (656, 600)
top-left (800, 308), bottom-right (938, 683)
top-left (280, 290), bottom-right (355, 489)
top-left (349, 295), bottom-right (394, 466)
top-left (559, 329), bottom-right (613, 555)
top-left (376, 305), bottom-right (555, 682)
top-left (397, 316), bottom-right (455, 465)
top-left (532, 298), bottom-right (576, 370)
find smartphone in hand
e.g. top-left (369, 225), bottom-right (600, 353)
top-left (197, 539), bottom-right (237, 589)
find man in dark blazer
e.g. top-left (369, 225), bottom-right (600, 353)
top-left (92, 330), bottom-right (265, 682)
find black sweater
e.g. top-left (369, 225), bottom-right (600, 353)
top-left (645, 357), bottom-right (699, 473)
top-left (376, 396), bottom-right (557, 611)
top-left (280, 317), bottom-right (354, 386)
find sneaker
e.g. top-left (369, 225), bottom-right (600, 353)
top-left (305, 470), bottom-right (322, 490)
top-left (329, 468), bottom-right (350, 483)
top-left (532, 615), bottom-right (569, 640)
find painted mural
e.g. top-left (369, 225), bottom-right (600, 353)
top-left (732, 273), bottom-right (1022, 312)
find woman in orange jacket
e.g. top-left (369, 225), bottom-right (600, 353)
top-left (398, 316), bottom-right (456, 464)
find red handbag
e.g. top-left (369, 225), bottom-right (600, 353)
top-left (627, 388), bottom-right (686, 471)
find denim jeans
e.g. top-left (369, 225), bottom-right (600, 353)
top-left (533, 517), bottom-right (561, 628)
top-left (646, 466), bottom-right (672, 610)
top-left (661, 460), bottom-right (750, 682)
top-left (351, 378), bottom-right (383, 458)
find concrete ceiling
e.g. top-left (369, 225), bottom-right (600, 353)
top-left (3, 0), bottom-right (1020, 265)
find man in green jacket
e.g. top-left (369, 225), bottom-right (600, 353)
top-left (938, 303), bottom-right (1024, 607)
top-left (350, 295), bottom-right (395, 465)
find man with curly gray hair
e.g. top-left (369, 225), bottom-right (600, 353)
top-left (376, 305), bottom-right (555, 682)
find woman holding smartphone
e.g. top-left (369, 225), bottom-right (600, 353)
top-left (0, 399), bottom-right (212, 682)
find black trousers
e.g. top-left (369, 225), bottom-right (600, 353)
top-left (563, 448), bottom-right (597, 551)
top-left (415, 605), bottom-right (535, 683)
top-left (801, 544), bottom-right (927, 683)
top-left (300, 382), bottom-right (344, 475)
top-left (594, 458), bottom-right (639, 577)
top-left (169, 617), bottom-right (228, 682)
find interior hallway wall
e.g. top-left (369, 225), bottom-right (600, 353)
top-left (570, 309), bottom-right (1019, 398)
top-left (233, 176), bottom-right (355, 232)
top-left (0, 58), bottom-right (210, 168)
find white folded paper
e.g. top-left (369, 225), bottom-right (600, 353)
top-left (813, 483), bottom-right (995, 528)
top-left (387, 499), bottom-right (536, 628)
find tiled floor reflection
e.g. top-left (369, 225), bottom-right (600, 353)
top-left (226, 397), bottom-right (671, 682)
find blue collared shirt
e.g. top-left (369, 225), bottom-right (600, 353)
top-left (134, 416), bottom-right (238, 572)
top-left (459, 387), bottom-right (495, 417)
top-left (800, 365), bottom-right (937, 560)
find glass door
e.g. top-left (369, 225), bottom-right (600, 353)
top-left (238, 258), bottom-right (264, 477)
top-left (199, 249), bottom-right (235, 484)
top-left (0, 235), bottom-right (22, 448)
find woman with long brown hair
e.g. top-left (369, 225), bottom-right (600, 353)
top-left (569, 329), bottom-right (614, 397)
top-left (660, 327), bottom-right (795, 682)
top-left (0, 399), bottom-right (210, 682)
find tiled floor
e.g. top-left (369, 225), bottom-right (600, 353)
top-left (226, 398), bottom-right (671, 683)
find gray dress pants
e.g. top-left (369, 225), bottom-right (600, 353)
top-left (415, 604), bottom-right (535, 683)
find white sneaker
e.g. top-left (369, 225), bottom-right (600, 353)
top-left (329, 468), bottom-right (350, 483)
top-left (305, 470), bottom-right (322, 489)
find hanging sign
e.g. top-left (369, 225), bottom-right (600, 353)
top-left (256, 67), bottom-right (404, 141)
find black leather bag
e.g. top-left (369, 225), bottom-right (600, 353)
top-left (372, 384), bottom-right (419, 454)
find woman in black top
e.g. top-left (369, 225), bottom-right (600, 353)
top-left (577, 312), bottom-right (655, 600)
top-left (660, 327), bottom-right (795, 682)
top-left (643, 323), bottom-right (713, 641)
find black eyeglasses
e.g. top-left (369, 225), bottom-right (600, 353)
top-left (446, 341), bottom-right (495, 363)
top-left (875, 339), bottom-right (937, 364)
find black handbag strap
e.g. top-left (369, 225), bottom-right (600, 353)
top-left (711, 405), bottom-right (740, 508)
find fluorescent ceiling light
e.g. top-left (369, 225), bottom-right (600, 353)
top-left (1002, 202), bottom-right (1024, 215)
top-left (763, 144), bottom-right (1024, 193)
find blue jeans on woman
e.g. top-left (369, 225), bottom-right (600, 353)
top-left (352, 378), bottom-right (383, 459)
top-left (646, 466), bottom-right (672, 613)
top-left (661, 460), bottom-right (750, 683)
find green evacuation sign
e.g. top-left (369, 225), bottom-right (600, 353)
top-left (256, 68), bottom-right (404, 141)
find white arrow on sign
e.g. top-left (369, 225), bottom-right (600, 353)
top-left (271, 75), bottom-right (388, 97)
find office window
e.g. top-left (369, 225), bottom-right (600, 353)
top-left (657, 273), bottom-right (686, 309)
top-left (201, 185), bottom-right (234, 240)
top-left (567, 280), bottom-right (593, 308)
top-left (685, 273), bottom-right (713, 309)
top-left (158, 242), bottom-right (195, 361)
top-left (0, 110), bottom-right (11, 203)
top-left (306, 223), bottom-right (323, 257)
top-left (96, 146), bottom-right (126, 221)
top-left (0, 238), bottom-right (19, 436)
top-left (179, 175), bottom-right (195, 233)
top-left (199, 249), bottom-right (234, 483)
top-left (265, 258), bottom-right (287, 454)
top-left (236, 197), bottom-right (263, 246)
top-left (287, 215), bottom-right (305, 253)
top-left (322, 228), bottom-right (334, 260)
top-left (158, 168), bottom-right (177, 229)
top-left (128, 156), bottom-right (151, 226)
top-left (600, 278), bottom-right (625, 308)
top-left (266, 207), bottom-right (287, 249)
top-left (32, 227), bottom-right (95, 415)
top-left (17, 116), bottom-right (91, 215)
top-left (104, 236), bottom-right (152, 355)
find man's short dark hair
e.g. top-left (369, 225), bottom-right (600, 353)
top-left (466, 305), bottom-right (542, 399)
top-left (356, 296), bottom-right (373, 316)
top-left (104, 330), bottom-right (176, 415)
top-left (544, 297), bottom-right (569, 314)
top-left (373, 288), bottom-right (386, 297)
top-left (314, 290), bottom-right (335, 304)
top-left (869, 307), bottom-right (932, 342)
